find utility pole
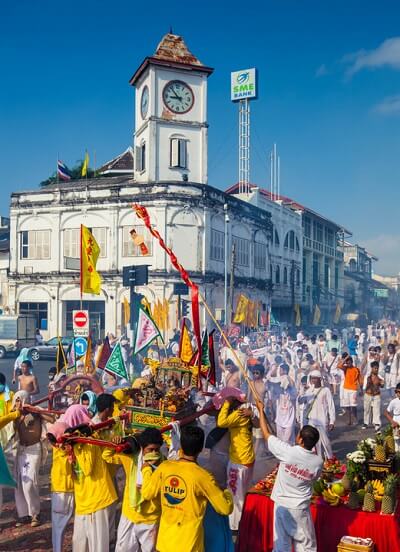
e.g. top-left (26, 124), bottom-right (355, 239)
top-left (228, 243), bottom-right (236, 324)
top-left (224, 204), bottom-right (230, 325)
top-left (291, 260), bottom-right (296, 324)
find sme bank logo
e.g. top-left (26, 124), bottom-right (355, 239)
top-left (231, 68), bottom-right (257, 101)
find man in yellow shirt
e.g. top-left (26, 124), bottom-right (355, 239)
top-left (102, 427), bottom-right (164, 552)
top-left (72, 439), bottom-right (118, 551)
top-left (217, 396), bottom-right (255, 530)
top-left (47, 421), bottom-right (74, 552)
top-left (141, 425), bottom-right (233, 552)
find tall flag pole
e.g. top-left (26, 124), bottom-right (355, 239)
top-left (133, 204), bottom-right (202, 379)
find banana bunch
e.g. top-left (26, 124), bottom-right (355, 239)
top-left (322, 488), bottom-right (341, 506)
top-left (369, 479), bottom-right (384, 501)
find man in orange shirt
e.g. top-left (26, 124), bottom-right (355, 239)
top-left (338, 354), bottom-right (361, 426)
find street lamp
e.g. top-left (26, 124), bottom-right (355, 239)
top-left (224, 203), bottom-right (230, 325)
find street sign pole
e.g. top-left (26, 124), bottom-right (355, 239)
top-left (123, 265), bottom-right (149, 379)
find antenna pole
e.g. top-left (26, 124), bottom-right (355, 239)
top-left (277, 154), bottom-right (280, 200)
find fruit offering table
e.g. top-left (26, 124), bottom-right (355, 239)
top-left (236, 491), bottom-right (400, 552)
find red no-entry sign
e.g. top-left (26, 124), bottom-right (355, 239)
top-left (73, 310), bottom-right (89, 335)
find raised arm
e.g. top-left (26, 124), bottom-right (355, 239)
top-left (199, 471), bottom-right (233, 516)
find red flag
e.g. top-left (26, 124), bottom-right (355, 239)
top-left (133, 204), bottom-right (202, 380)
top-left (96, 336), bottom-right (112, 370)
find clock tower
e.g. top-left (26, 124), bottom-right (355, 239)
top-left (129, 33), bottom-right (213, 184)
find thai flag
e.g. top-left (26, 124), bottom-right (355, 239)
top-left (57, 160), bottom-right (72, 181)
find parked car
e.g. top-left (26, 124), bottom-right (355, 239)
top-left (0, 315), bottom-right (37, 359)
top-left (29, 337), bottom-right (73, 361)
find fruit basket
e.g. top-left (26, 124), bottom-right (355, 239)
top-left (337, 535), bottom-right (374, 551)
top-left (322, 457), bottom-right (346, 481)
top-left (251, 467), bottom-right (279, 496)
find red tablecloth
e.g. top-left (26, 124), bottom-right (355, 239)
top-left (236, 493), bottom-right (400, 552)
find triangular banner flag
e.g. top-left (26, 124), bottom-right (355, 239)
top-left (55, 337), bottom-right (68, 374)
top-left (134, 306), bottom-right (162, 354)
top-left (179, 318), bottom-right (194, 363)
top-left (96, 336), bottom-right (112, 370)
top-left (104, 341), bottom-right (128, 380)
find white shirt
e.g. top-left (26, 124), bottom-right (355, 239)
top-left (268, 435), bottom-right (323, 509)
top-left (299, 386), bottom-right (336, 427)
top-left (387, 397), bottom-right (400, 424)
top-left (273, 384), bottom-right (297, 428)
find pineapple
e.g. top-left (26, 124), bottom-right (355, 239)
top-left (348, 481), bottom-right (360, 510)
top-left (341, 473), bottom-right (351, 491)
top-left (374, 433), bottom-right (386, 462)
top-left (384, 425), bottom-right (395, 455)
top-left (381, 475), bottom-right (397, 514)
top-left (363, 482), bottom-right (376, 512)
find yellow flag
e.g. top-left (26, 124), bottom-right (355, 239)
top-left (294, 304), bottom-right (301, 327)
top-left (334, 303), bottom-right (341, 324)
top-left (233, 294), bottom-right (249, 323)
top-left (84, 336), bottom-right (93, 374)
top-left (179, 320), bottom-right (194, 363)
top-left (163, 298), bottom-right (170, 331)
top-left (246, 300), bottom-right (257, 327)
top-left (81, 151), bottom-right (89, 177)
top-left (123, 297), bottom-right (130, 326)
top-left (80, 225), bottom-right (101, 295)
top-left (157, 299), bottom-right (164, 331)
top-left (313, 304), bottom-right (321, 325)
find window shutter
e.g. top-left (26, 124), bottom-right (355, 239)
top-left (135, 146), bottom-right (142, 172)
top-left (170, 138), bottom-right (179, 167)
top-left (179, 139), bottom-right (187, 168)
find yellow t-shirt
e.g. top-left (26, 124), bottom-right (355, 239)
top-left (73, 443), bottom-right (117, 515)
top-left (0, 410), bottom-right (20, 431)
top-left (217, 401), bottom-right (255, 465)
top-left (141, 460), bottom-right (233, 552)
top-left (102, 448), bottom-right (160, 524)
top-left (51, 447), bottom-right (73, 493)
top-left (0, 392), bottom-right (15, 447)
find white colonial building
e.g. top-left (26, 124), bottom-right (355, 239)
top-left (227, 185), bottom-right (303, 322)
top-left (7, 33), bottom-right (273, 339)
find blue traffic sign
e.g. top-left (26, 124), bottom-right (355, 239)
top-left (74, 337), bottom-right (88, 357)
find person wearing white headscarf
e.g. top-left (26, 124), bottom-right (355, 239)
top-left (271, 364), bottom-right (297, 445)
top-left (297, 370), bottom-right (335, 459)
top-left (12, 391), bottom-right (53, 528)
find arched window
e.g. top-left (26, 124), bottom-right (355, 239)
top-left (274, 229), bottom-right (280, 246)
top-left (284, 230), bottom-right (298, 252)
top-left (283, 267), bottom-right (288, 285)
top-left (289, 231), bottom-right (295, 250)
top-left (349, 259), bottom-right (357, 272)
top-left (275, 265), bottom-right (281, 284)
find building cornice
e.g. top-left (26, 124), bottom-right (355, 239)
top-left (10, 181), bottom-right (272, 230)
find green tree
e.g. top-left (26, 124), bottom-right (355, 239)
top-left (40, 160), bottom-right (96, 187)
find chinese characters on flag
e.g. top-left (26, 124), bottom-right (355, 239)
top-left (80, 225), bottom-right (101, 295)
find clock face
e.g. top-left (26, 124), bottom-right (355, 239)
top-left (162, 80), bottom-right (194, 114)
top-left (141, 86), bottom-right (149, 119)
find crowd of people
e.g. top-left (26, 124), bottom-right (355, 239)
top-left (0, 322), bottom-right (399, 551)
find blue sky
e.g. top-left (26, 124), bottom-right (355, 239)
top-left (1, 0), bottom-right (400, 274)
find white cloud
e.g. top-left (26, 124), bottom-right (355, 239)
top-left (373, 94), bottom-right (400, 115)
top-left (361, 234), bottom-right (400, 276)
top-left (343, 37), bottom-right (400, 76)
top-left (315, 64), bottom-right (328, 77)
